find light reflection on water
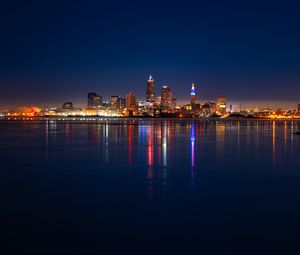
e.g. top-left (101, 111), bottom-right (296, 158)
top-left (34, 119), bottom-right (300, 170)
top-left (1, 119), bottom-right (300, 253)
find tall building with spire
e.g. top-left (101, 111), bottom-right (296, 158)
top-left (190, 83), bottom-right (197, 105)
top-left (146, 75), bottom-right (155, 103)
top-left (190, 83), bottom-right (200, 113)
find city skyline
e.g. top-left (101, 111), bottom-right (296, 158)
top-left (1, 74), bottom-right (299, 120)
top-left (0, 74), bottom-right (299, 109)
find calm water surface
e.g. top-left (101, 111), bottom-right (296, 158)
top-left (1, 120), bottom-right (300, 254)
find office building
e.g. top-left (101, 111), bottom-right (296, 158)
top-left (146, 75), bottom-right (155, 103)
top-left (117, 97), bottom-right (126, 110)
top-left (126, 93), bottom-right (137, 112)
top-left (216, 96), bottom-right (227, 115)
top-left (62, 102), bottom-right (74, 110)
top-left (161, 86), bottom-right (172, 104)
top-left (156, 96), bottom-right (162, 105)
top-left (110, 96), bottom-right (119, 110)
top-left (190, 83), bottom-right (197, 103)
top-left (190, 83), bottom-right (199, 112)
top-left (87, 93), bottom-right (102, 109)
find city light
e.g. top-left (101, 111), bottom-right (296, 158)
top-left (0, 76), bottom-right (299, 120)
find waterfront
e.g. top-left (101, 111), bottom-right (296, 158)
top-left (1, 119), bottom-right (300, 254)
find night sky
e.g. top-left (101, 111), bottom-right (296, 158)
top-left (1, 0), bottom-right (300, 108)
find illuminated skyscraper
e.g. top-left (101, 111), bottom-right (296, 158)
top-left (191, 82), bottom-right (196, 96)
top-left (161, 86), bottom-right (172, 104)
top-left (87, 93), bottom-right (103, 109)
top-left (126, 93), bottom-right (137, 111)
top-left (161, 86), bottom-right (174, 110)
top-left (189, 83), bottom-right (200, 113)
top-left (190, 82), bottom-right (197, 105)
top-left (146, 75), bottom-right (155, 103)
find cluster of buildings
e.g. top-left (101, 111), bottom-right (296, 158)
top-left (1, 75), bottom-right (300, 119)
top-left (38, 75), bottom-right (230, 118)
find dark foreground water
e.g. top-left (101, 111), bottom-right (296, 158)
top-left (1, 119), bottom-right (300, 254)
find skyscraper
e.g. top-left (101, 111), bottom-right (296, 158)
top-left (190, 83), bottom-right (200, 113)
top-left (117, 97), bottom-right (126, 110)
top-left (146, 75), bottom-right (155, 103)
top-left (190, 82), bottom-right (196, 97)
top-left (126, 93), bottom-right (137, 111)
top-left (161, 86), bottom-right (172, 104)
top-left (110, 96), bottom-right (126, 110)
top-left (87, 93), bottom-right (103, 109)
top-left (190, 83), bottom-right (197, 105)
top-left (298, 104), bottom-right (300, 113)
top-left (110, 96), bottom-right (119, 110)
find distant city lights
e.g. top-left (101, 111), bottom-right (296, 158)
top-left (0, 76), bottom-right (299, 120)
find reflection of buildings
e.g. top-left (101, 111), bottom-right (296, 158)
top-left (190, 122), bottom-right (195, 168)
top-left (147, 127), bottom-right (154, 167)
top-left (162, 123), bottom-right (168, 167)
top-left (102, 123), bottom-right (109, 163)
top-left (216, 122), bottom-right (225, 165)
top-left (127, 125), bottom-right (133, 164)
top-left (147, 126), bottom-right (154, 196)
top-left (272, 121), bottom-right (276, 166)
top-left (161, 122), bottom-right (168, 198)
top-left (146, 75), bottom-right (155, 104)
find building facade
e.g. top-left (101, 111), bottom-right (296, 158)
top-left (160, 86), bottom-right (174, 111)
top-left (161, 86), bottom-right (172, 104)
top-left (216, 96), bottom-right (227, 115)
top-left (87, 93), bottom-right (103, 109)
top-left (190, 83), bottom-right (199, 112)
top-left (110, 96), bottom-right (119, 110)
top-left (62, 102), bottom-right (74, 110)
top-left (146, 75), bottom-right (155, 103)
top-left (126, 93), bottom-right (137, 112)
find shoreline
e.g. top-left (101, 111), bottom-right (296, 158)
top-left (1, 117), bottom-right (300, 122)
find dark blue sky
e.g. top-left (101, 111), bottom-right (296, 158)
top-left (0, 0), bottom-right (300, 108)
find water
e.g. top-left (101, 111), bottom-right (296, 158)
top-left (1, 119), bottom-right (300, 254)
